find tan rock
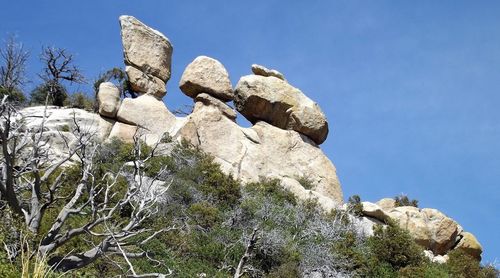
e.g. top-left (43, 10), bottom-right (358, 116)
top-left (455, 232), bottom-right (483, 260)
top-left (175, 103), bottom-right (343, 206)
top-left (125, 66), bottom-right (166, 98)
top-left (108, 122), bottom-right (137, 143)
top-left (119, 15), bottom-right (172, 81)
top-left (376, 198), bottom-right (396, 210)
top-left (97, 116), bottom-right (115, 140)
top-left (361, 202), bottom-right (389, 221)
top-left (195, 93), bottom-right (236, 120)
top-left (234, 75), bottom-right (329, 144)
top-left (97, 82), bottom-right (121, 118)
top-left (387, 207), bottom-right (459, 255)
top-left (179, 56), bottom-right (233, 101)
top-left (116, 94), bottom-right (176, 135)
top-left (251, 64), bottom-right (286, 80)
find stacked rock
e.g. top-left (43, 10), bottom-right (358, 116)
top-left (95, 15), bottom-right (176, 143)
top-left (179, 56), bottom-right (236, 120)
top-left (119, 15), bottom-right (172, 99)
top-left (234, 65), bottom-right (329, 145)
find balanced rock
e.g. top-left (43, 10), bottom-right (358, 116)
top-left (234, 74), bottom-right (329, 144)
top-left (97, 82), bottom-right (121, 118)
top-left (179, 56), bottom-right (233, 101)
top-left (251, 64), bottom-right (286, 80)
top-left (455, 232), bottom-right (482, 260)
top-left (119, 15), bottom-right (172, 98)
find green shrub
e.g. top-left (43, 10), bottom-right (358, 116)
top-left (367, 220), bottom-right (424, 271)
top-left (347, 194), bottom-right (364, 216)
top-left (395, 194), bottom-right (419, 207)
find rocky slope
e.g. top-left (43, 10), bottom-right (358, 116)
top-left (19, 15), bottom-right (483, 262)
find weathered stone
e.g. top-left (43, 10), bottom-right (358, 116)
top-left (98, 116), bottom-right (115, 140)
top-left (175, 103), bottom-right (343, 206)
top-left (119, 15), bottom-right (172, 81)
top-left (455, 232), bottom-right (483, 260)
top-left (195, 93), bottom-right (236, 120)
top-left (376, 198), bottom-right (396, 210)
top-left (361, 202), bottom-right (389, 221)
top-left (126, 66), bottom-right (166, 98)
top-left (108, 122), bottom-right (137, 143)
top-left (97, 82), bottom-right (121, 118)
top-left (234, 75), bottom-right (328, 144)
top-left (179, 56), bottom-right (233, 101)
top-left (386, 207), bottom-right (459, 255)
top-left (116, 94), bottom-right (177, 138)
top-left (251, 64), bottom-right (285, 80)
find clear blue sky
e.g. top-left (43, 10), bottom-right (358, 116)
top-left (1, 1), bottom-right (498, 263)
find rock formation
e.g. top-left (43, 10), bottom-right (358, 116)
top-left (360, 199), bottom-right (483, 261)
top-left (20, 14), bottom-right (483, 263)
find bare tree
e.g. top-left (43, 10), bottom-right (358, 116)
top-left (0, 35), bottom-right (29, 102)
top-left (0, 97), bottom-right (175, 275)
top-left (37, 46), bottom-right (85, 106)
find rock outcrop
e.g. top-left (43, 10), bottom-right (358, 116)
top-left (119, 15), bottom-right (173, 98)
top-left (360, 200), bottom-right (483, 261)
top-left (234, 74), bottom-right (329, 145)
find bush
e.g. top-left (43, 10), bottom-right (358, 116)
top-left (0, 86), bottom-right (26, 103)
top-left (348, 194), bottom-right (364, 216)
top-left (395, 194), bottom-right (419, 207)
top-left (30, 82), bottom-right (67, 106)
top-left (367, 220), bottom-right (424, 271)
top-left (68, 92), bottom-right (94, 110)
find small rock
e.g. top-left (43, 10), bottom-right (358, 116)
top-left (179, 56), bottom-right (233, 101)
top-left (97, 82), bottom-right (121, 118)
top-left (251, 64), bottom-right (286, 80)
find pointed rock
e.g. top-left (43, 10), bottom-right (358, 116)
top-left (251, 64), bottom-right (286, 80)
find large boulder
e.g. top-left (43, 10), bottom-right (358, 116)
top-left (116, 95), bottom-right (177, 143)
top-left (386, 207), bottom-right (459, 255)
top-left (119, 15), bottom-right (172, 98)
top-left (454, 232), bottom-right (483, 260)
top-left (97, 82), bottom-right (121, 118)
top-left (179, 56), bottom-right (233, 101)
top-left (361, 202), bottom-right (390, 221)
top-left (175, 99), bottom-right (343, 206)
top-left (234, 75), bottom-right (329, 145)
